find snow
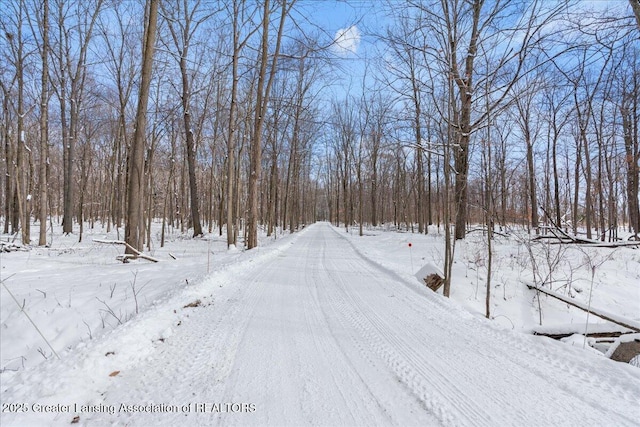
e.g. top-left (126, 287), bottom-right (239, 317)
top-left (525, 282), bottom-right (640, 332)
top-left (414, 261), bottom-right (444, 282)
top-left (342, 225), bottom-right (640, 333)
top-left (2, 222), bottom-right (639, 426)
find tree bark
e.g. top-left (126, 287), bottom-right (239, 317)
top-left (38, 0), bottom-right (50, 246)
top-left (181, 65), bottom-right (203, 237)
top-left (630, 0), bottom-right (640, 30)
top-left (1, 83), bottom-right (12, 235)
top-left (445, 0), bottom-right (481, 240)
top-left (225, 0), bottom-right (242, 248)
top-left (125, 0), bottom-right (158, 253)
top-left (15, 1), bottom-right (29, 245)
top-left (622, 86), bottom-right (639, 236)
top-left (247, 0), bottom-right (290, 249)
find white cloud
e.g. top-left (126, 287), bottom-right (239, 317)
top-left (333, 25), bottom-right (361, 56)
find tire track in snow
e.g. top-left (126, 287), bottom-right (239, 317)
top-left (87, 249), bottom-right (280, 426)
top-left (81, 223), bottom-right (639, 426)
top-left (344, 230), bottom-right (640, 424)
top-left (319, 253), bottom-right (482, 425)
top-left (316, 224), bottom-right (639, 426)
top-left (319, 227), bottom-right (502, 424)
top-left (211, 229), bottom-right (400, 426)
top-left (300, 233), bottom-right (396, 426)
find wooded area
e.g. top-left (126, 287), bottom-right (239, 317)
top-left (1, 0), bottom-right (638, 277)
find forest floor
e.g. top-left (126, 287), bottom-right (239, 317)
top-left (1, 221), bottom-right (639, 426)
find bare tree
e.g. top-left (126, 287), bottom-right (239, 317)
top-left (37, 0), bottom-right (50, 246)
top-left (23, 0), bottom-right (53, 246)
top-left (512, 75), bottom-right (544, 234)
top-left (3, 0), bottom-right (32, 244)
top-left (539, 72), bottom-right (572, 230)
top-left (50, 0), bottom-right (104, 236)
top-left (125, 0), bottom-right (158, 253)
top-left (411, 0), bottom-right (565, 240)
top-left (381, 11), bottom-right (428, 234)
top-left (98, 1), bottom-right (141, 233)
top-left (246, 0), bottom-right (293, 249)
top-left (620, 47), bottom-right (639, 237)
top-left (223, 0), bottom-right (261, 248)
top-left (160, 0), bottom-right (217, 238)
top-left (0, 79), bottom-right (14, 235)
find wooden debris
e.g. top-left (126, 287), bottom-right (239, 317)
top-left (533, 330), bottom-right (630, 340)
top-left (536, 208), bottom-right (639, 248)
top-left (424, 273), bottom-right (444, 292)
top-left (532, 234), bottom-right (639, 248)
top-left (183, 299), bottom-right (202, 308)
top-left (610, 339), bottom-right (640, 364)
top-left (93, 239), bottom-right (159, 263)
top-left (0, 241), bottom-right (28, 252)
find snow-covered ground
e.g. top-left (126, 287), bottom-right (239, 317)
top-left (1, 222), bottom-right (639, 426)
top-left (340, 224), bottom-right (640, 336)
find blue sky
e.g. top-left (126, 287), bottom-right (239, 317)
top-left (287, 0), bottom-right (637, 101)
top-left (288, 0), bottom-right (389, 100)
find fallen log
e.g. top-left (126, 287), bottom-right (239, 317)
top-left (532, 330), bottom-right (630, 340)
top-left (536, 208), bottom-right (638, 248)
top-left (531, 235), bottom-right (639, 248)
top-left (93, 239), bottom-right (160, 263)
top-left (531, 236), bottom-right (640, 249)
top-left (525, 282), bottom-right (640, 332)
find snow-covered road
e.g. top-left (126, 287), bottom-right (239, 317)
top-left (3, 223), bottom-right (639, 426)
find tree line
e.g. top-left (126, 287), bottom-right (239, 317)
top-left (2, 0), bottom-right (319, 250)
top-left (1, 0), bottom-right (638, 277)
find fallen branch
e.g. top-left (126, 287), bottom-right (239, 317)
top-left (534, 331), bottom-right (622, 340)
top-left (2, 275), bottom-right (61, 360)
top-left (531, 235), bottom-right (639, 248)
top-left (0, 241), bottom-right (28, 252)
top-left (537, 208), bottom-right (638, 248)
top-left (93, 239), bottom-right (159, 263)
top-left (525, 282), bottom-right (640, 332)
top-left (531, 328), bottom-right (631, 340)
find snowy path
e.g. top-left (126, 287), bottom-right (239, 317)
top-left (3, 223), bottom-right (639, 426)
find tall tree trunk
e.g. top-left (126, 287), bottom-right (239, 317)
top-left (411, 66), bottom-right (424, 234)
top-left (247, 2), bottom-right (272, 249)
top-left (552, 132), bottom-right (561, 229)
top-left (13, 0), bottom-right (30, 244)
top-left (572, 136), bottom-right (581, 236)
top-left (449, 0), bottom-right (481, 240)
top-left (247, 0), bottom-right (289, 249)
top-left (58, 0), bottom-right (103, 235)
top-left (180, 65), bottom-right (203, 237)
top-left (38, 0), bottom-right (50, 246)
top-left (1, 84), bottom-right (12, 234)
top-left (622, 95), bottom-right (639, 236)
top-left (581, 125), bottom-right (593, 239)
top-left (125, 0), bottom-right (158, 253)
top-left (16, 75), bottom-right (28, 245)
top-left (162, 0), bottom-right (206, 238)
top-left (443, 77), bottom-right (456, 297)
top-left (525, 131), bottom-right (538, 234)
top-left (226, 0), bottom-right (242, 248)
top-left (371, 146), bottom-right (378, 227)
